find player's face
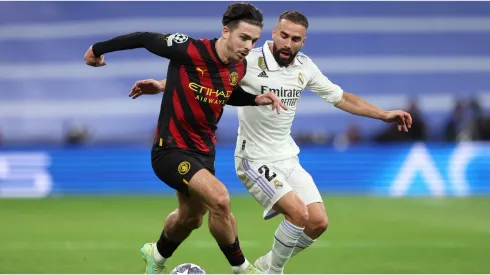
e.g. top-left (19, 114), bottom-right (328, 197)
top-left (223, 21), bottom-right (262, 62)
top-left (272, 19), bottom-right (306, 67)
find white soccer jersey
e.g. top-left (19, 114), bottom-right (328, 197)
top-left (234, 40), bottom-right (344, 162)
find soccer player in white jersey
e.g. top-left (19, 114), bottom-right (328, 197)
top-left (130, 10), bottom-right (412, 274)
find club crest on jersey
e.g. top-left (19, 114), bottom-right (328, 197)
top-left (298, 72), bottom-right (304, 85)
top-left (178, 161), bottom-right (191, 175)
top-left (273, 179), bottom-right (283, 189)
top-left (229, 71), bottom-right (238, 86)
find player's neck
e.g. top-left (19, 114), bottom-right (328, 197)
top-left (215, 38), bottom-right (232, 64)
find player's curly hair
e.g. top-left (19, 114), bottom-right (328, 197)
top-left (278, 11), bottom-right (309, 29)
top-left (222, 2), bottom-right (264, 30)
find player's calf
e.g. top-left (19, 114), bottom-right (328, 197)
top-left (208, 192), bottom-right (232, 223)
top-left (152, 191), bottom-right (208, 268)
top-left (205, 185), bottom-right (234, 245)
top-left (261, 191), bottom-right (307, 274)
top-left (188, 169), bottom-right (259, 274)
top-left (166, 209), bottom-right (206, 241)
top-left (291, 202), bottom-right (328, 257)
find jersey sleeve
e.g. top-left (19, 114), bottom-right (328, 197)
top-left (226, 85), bottom-right (258, 106)
top-left (305, 59), bottom-right (344, 105)
top-left (92, 32), bottom-right (191, 60)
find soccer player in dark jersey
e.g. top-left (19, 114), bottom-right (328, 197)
top-left (83, 3), bottom-right (286, 274)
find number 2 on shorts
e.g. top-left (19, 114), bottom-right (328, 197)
top-left (258, 165), bottom-right (277, 182)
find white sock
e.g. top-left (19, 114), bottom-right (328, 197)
top-left (231, 259), bottom-right (250, 274)
top-left (291, 232), bottom-right (315, 257)
top-left (268, 219), bottom-right (305, 274)
top-left (152, 243), bottom-right (168, 265)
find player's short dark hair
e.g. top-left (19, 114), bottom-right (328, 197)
top-left (278, 11), bottom-right (309, 29)
top-left (222, 2), bottom-right (264, 30)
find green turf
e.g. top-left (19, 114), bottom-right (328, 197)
top-left (1, 196), bottom-right (489, 274)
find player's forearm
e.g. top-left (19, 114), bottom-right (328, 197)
top-left (335, 92), bottom-right (386, 120)
top-left (92, 32), bottom-right (166, 57)
top-left (226, 86), bottom-right (258, 106)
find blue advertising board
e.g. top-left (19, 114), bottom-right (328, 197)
top-left (0, 143), bottom-right (488, 198)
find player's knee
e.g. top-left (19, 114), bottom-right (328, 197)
top-left (294, 206), bottom-right (310, 227)
top-left (285, 203), bottom-right (309, 227)
top-left (184, 215), bottom-right (204, 230)
top-left (307, 214), bottom-right (328, 236)
top-left (209, 192), bottom-right (231, 216)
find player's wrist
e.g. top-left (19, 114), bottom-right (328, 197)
top-left (158, 80), bottom-right (166, 92)
top-left (378, 110), bottom-right (389, 121)
top-left (91, 43), bottom-right (104, 57)
top-left (252, 95), bottom-right (260, 105)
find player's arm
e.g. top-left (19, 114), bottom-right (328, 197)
top-left (129, 79), bottom-right (287, 113)
top-left (128, 79), bottom-right (265, 106)
top-left (129, 79), bottom-right (166, 99)
top-left (227, 86), bottom-right (288, 114)
top-left (128, 79), bottom-right (257, 105)
top-left (84, 32), bottom-right (188, 67)
top-left (335, 92), bottom-right (390, 120)
top-left (306, 61), bottom-right (412, 132)
top-left (335, 93), bottom-right (412, 132)
top-left (226, 86), bottom-right (257, 106)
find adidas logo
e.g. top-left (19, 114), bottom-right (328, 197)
top-left (257, 71), bottom-right (268, 78)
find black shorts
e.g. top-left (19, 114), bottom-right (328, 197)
top-left (151, 148), bottom-right (215, 194)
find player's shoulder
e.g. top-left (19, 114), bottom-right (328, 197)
top-left (296, 51), bottom-right (320, 73)
top-left (164, 32), bottom-right (195, 45)
top-left (195, 37), bottom-right (212, 44)
top-left (251, 47), bottom-right (263, 53)
top-left (296, 51), bottom-right (312, 65)
top-left (248, 47), bottom-right (263, 58)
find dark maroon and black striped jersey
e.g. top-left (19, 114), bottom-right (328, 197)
top-left (92, 32), bottom-right (258, 155)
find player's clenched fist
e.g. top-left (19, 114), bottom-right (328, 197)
top-left (84, 46), bottom-right (107, 67)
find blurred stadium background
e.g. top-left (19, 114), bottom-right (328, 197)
top-left (0, 1), bottom-right (490, 274)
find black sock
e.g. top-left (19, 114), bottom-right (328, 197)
top-left (156, 230), bottom-right (182, 258)
top-left (219, 237), bottom-right (246, 266)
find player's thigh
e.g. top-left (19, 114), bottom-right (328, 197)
top-left (186, 168), bottom-right (230, 211)
top-left (287, 158), bottom-right (323, 206)
top-left (272, 190), bottom-right (309, 224)
top-left (151, 149), bottom-right (207, 194)
top-left (235, 157), bottom-right (293, 219)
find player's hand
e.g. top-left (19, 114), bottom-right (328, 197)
top-left (380, 110), bottom-right (412, 132)
top-left (255, 91), bottom-right (288, 114)
top-left (129, 79), bottom-right (166, 99)
top-left (84, 46), bottom-right (107, 67)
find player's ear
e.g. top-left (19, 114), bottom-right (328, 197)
top-left (302, 36), bottom-right (306, 47)
top-left (222, 26), bottom-right (230, 39)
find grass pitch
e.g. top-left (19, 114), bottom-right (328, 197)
top-left (1, 196), bottom-right (489, 273)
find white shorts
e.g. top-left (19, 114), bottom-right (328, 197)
top-left (234, 156), bottom-right (323, 220)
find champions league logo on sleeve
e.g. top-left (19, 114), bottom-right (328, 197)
top-left (166, 33), bottom-right (189, 47)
